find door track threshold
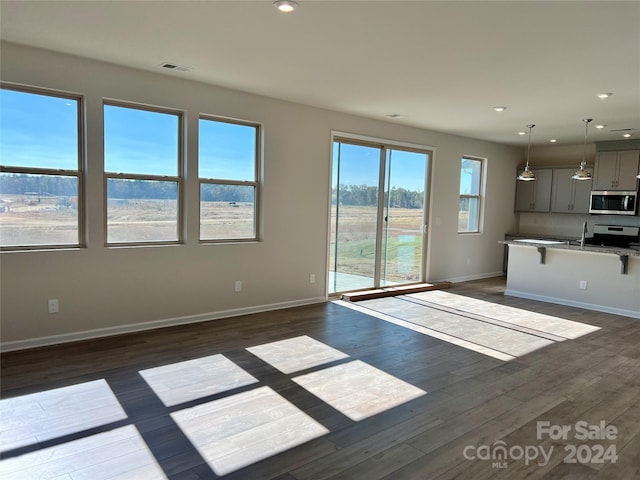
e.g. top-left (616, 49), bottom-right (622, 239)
top-left (341, 282), bottom-right (451, 302)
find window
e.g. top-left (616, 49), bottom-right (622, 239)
top-left (199, 116), bottom-right (259, 241)
top-left (104, 103), bottom-right (182, 244)
top-left (458, 157), bottom-right (484, 233)
top-left (0, 86), bottom-right (83, 249)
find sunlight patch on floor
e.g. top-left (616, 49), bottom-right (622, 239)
top-left (0, 425), bottom-right (166, 480)
top-left (1, 337), bottom-right (428, 477)
top-left (335, 300), bottom-right (516, 361)
top-left (247, 335), bottom-right (350, 374)
top-left (293, 360), bottom-right (427, 421)
top-left (335, 289), bottom-right (600, 361)
top-left (171, 386), bottom-right (329, 476)
top-left (139, 354), bottom-right (258, 406)
top-left (0, 379), bottom-right (127, 451)
top-left (407, 290), bottom-right (600, 339)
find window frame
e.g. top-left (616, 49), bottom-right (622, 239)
top-left (198, 114), bottom-right (261, 243)
top-left (0, 83), bottom-right (85, 251)
top-left (103, 100), bottom-right (184, 247)
top-left (458, 156), bottom-right (485, 234)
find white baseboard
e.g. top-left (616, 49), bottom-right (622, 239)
top-left (438, 271), bottom-right (505, 284)
top-left (505, 289), bottom-right (640, 320)
top-left (0, 296), bottom-right (327, 352)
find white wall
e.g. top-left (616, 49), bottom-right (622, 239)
top-left (0, 42), bottom-right (520, 348)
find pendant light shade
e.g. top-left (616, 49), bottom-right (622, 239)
top-left (517, 124), bottom-right (536, 181)
top-left (572, 119), bottom-right (593, 181)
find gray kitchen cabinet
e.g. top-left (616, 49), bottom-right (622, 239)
top-left (593, 150), bottom-right (640, 190)
top-left (515, 168), bottom-right (552, 212)
top-left (551, 168), bottom-right (593, 213)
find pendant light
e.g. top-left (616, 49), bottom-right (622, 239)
top-left (572, 118), bottom-right (593, 180)
top-left (517, 124), bottom-right (536, 181)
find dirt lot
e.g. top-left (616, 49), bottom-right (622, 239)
top-left (0, 194), bottom-right (78, 246)
top-left (0, 196), bottom-right (255, 245)
top-left (1, 197), bottom-right (427, 284)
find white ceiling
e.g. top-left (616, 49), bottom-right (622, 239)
top-left (1, 0), bottom-right (639, 146)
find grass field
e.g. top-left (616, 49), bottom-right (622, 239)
top-left (329, 205), bottom-right (424, 284)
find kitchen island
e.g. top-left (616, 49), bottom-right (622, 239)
top-left (502, 240), bottom-right (640, 319)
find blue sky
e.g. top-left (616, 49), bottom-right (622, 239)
top-left (0, 89), bottom-right (79, 170)
top-left (1, 89), bottom-right (255, 180)
top-left (460, 158), bottom-right (480, 195)
top-left (104, 105), bottom-right (179, 176)
top-left (3, 88), bottom-right (433, 191)
top-left (332, 142), bottom-right (427, 192)
top-left (198, 118), bottom-right (255, 181)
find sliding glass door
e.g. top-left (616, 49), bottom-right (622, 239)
top-left (329, 138), bottom-right (430, 294)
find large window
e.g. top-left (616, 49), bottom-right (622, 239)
top-left (0, 86), bottom-right (83, 249)
top-left (199, 116), bottom-right (259, 241)
top-left (458, 157), bottom-right (484, 233)
top-left (104, 103), bottom-right (182, 244)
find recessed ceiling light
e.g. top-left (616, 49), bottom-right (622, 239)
top-left (595, 124), bottom-right (606, 129)
top-left (596, 93), bottom-right (613, 99)
top-left (517, 131), bottom-right (526, 136)
top-left (274, 0), bottom-right (298, 12)
top-left (623, 133), bottom-right (632, 138)
top-left (493, 106), bottom-right (507, 112)
top-left (549, 139), bottom-right (557, 143)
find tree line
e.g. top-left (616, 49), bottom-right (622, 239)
top-left (0, 173), bottom-right (77, 197)
top-left (333, 184), bottom-right (423, 209)
top-left (0, 174), bottom-right (253, 202)
top-left (1, 175), bottom-right (422, 207)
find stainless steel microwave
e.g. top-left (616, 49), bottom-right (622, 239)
top-left (589, 191), bottom-right (637, 215)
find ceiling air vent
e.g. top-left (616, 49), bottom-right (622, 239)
top-left (158, 63), bottom-right (193, 73)
top-left (609, 128), bottom-right (633, 132)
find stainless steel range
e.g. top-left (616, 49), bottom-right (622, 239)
top-left (592, 224), bottom-right (640, 248)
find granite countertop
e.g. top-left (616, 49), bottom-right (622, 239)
top-left (500, 239), bottom-right (640, 257)
top-left (504, 232), bottom-right (579, 241)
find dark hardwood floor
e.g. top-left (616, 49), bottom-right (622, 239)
top-left (1, 277), bottom-right (639, 479)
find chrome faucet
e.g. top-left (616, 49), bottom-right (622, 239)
top-left (580, 221), bottom-right (588, 247)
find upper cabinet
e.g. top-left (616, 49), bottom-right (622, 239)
top-left (550, 168), bottom-right (592, 213)
top-left (515, 168), bottom-right (553, 212)
top-left (593, 150), bottom-right (640, 191)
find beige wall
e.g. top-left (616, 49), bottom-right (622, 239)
top-left (506, 245), bottom-right (640, 318)
top-left (0, 42), bottom-right (520, 348)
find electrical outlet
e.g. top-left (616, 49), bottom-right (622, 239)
top-left (234, 280), bottom-right (242, 292)
top-left (579, 280), bottom-right (587, 290)
top-left (309, 274), bottom-right (316, 284)
top-left (48, 299), bottom-right (59, 314)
